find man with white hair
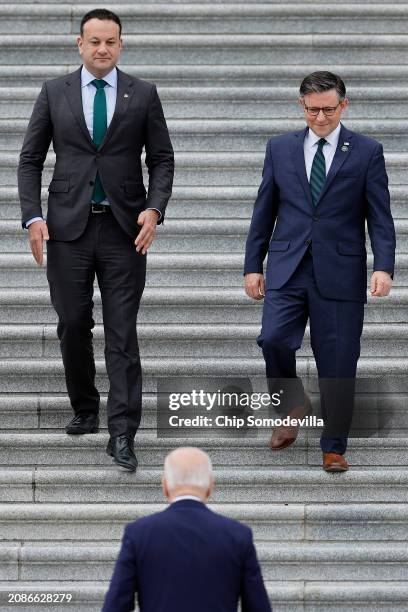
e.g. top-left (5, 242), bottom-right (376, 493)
top-left (102, 447), bottom-right (272, 612)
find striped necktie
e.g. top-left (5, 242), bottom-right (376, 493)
top-left (309, 138), bottom-right (327, 206)
top-left (91, 79), bottom-right (107, 203)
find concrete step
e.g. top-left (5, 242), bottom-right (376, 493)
top-left (3, 151), bottom-right (408, 187)
top-left (2, 539), bottom-right (408, 581)
top-left (0, 434), bottom-right (408, 467)
top-left (0, 502), bottom-right (407, 542)
top-left (0, 288), bottom-right (406, 324)
top-left (2, 34), bottom-right (408, 67)
top-left (2, 4), bottom-right (408, 35)
top-left (1, 185), bottom-right (407, 224)
top-left (0, 357), bottom-right (406, 393)
top-left (0, 581), bottom-right (406, 612)
top-left (1, 390), bottom-right (407, 433)
top-left (1, 217), bottom-right (407, 253)
top-left (0, 322), bottom-right (406, 359)
top-left (3, 118), bottom-right (408, 150)
top-left (1, 63), bottom-right (407, 87)
top-left (3, 85), bottom-right (408, 120)
top-left (2, 464), bottom-right (408, 503)
top-left (0, 253), bottom-right (405, 288)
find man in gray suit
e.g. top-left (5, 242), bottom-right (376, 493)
top-left (18, 9), bottom-right (174, 471)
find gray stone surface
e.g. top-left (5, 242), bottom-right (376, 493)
top-left (1, 2), bottom-right (407, 605)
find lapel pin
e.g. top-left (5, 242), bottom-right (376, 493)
top-left (124, 93), bottom-right (129, 98)
top-left (341, 142), bottom-right (349, 152)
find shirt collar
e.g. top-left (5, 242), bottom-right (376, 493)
top-left (171, 495), bottom-right (203, 504)
top-left (81, 64), bottom-right (117, 89)
top-left (306, 122), bottom-right (342, 149)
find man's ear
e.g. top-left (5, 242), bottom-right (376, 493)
top-left (340, 97), bottom-right (349, 111)
top-left (206, 476), bottom-right (215, 500)
top-left (162, 477), bottom-right (169, 500)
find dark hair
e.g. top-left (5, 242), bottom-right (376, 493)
top-left (299, 71), bottom-right (346, 101)
top-left (80, 9), bottom-right (122, 37)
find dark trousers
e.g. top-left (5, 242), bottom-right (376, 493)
top-left (258, 250), bottom-right (365, 455)
top-left (46, 209), bottom-right (146, 438)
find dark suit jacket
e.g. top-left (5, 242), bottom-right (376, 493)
top-left (18, 65), bottom-right (174, 240)
top-left (102, 499), bottom-right (272, 612)
top-left (244, 124), bottom-right (396, 303)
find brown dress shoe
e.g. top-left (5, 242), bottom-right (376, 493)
top-left (323, 452), bottom-right (349, 472)
top-left (269, 394), bottom-right (312, 451)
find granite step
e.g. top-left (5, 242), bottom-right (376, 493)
top-left (0, 254), bottom-right (406, 288)
top-left (2, 34), bottom-right (408, 67)
top-left (1, 63), bottom-right (407, 87)
top-left (3, 151), bottom-right (408, 187)
top-left (2, 465), bottom-right (408, 504)
top-left (0, 581), bottom-right (407, 612)
top-left (2, 4), bottom-right (408, 36)
top-left (0, 287), bottom-right (405, 324)
top-left (1, 540), bottom-right (408, 582)
top-left (0, 322), bottom-right (406, 359)
top-left (2, 85), bottom-right (408, 120)
top-left (1, 217), bottom-right (407, 252)
top-left (0, 356), bottom-right (406, 393)
top-left (2, 182), bottom-right (407, 218)
top-left (1, 502), bottom-right (407, 542)
top-left (2, 388), bottom-right (408, 433)
top-left (3, 117), bottom-right (408, 151)
top-left (0, 434), bottom-right (408, 467)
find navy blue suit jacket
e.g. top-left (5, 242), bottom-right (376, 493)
top-left (244, 124), bottom-right (396, 303)
top-left (102, 499), bottom-right (271, 612)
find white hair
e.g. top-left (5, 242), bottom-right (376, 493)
top-left (164, 448), bottom-right (213, 490)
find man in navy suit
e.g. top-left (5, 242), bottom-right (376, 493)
top-left (244, 72), bottom-right (395, 472)
top-left (102, 447), bottom-right (272, 612)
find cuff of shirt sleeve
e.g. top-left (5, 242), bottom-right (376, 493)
top-left (25, 216), bottom-right (43, 228)
top-left (146, 208), bottom-right (162, 221)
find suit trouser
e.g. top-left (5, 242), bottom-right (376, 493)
top-left (46, 208), bottom-right (146, 438)
top-left (257, 250), bottom-right (365, 455)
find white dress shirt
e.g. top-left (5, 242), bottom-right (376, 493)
top-left (171, 495), bottom-right (203, 504)
top-left (303, 122), bottom-right (341, 180)
top-left (81, 64), bottom-right (117, 142)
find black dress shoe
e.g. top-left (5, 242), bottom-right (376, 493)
top-left (65, 414), bottom-right (99, 435)
top-left (106, 435), bottom-right (138, 472)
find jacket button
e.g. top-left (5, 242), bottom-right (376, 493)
top-left (305, 239), bottom-right (311, 245)
top-left (312, 215), bottom-right (319, 221)
top-left (89, 181), bottom-right (94, 186)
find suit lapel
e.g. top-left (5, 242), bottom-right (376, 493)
top-left (64, 65), bottom-right (135, 152)
top-left (290, 127), bottom-right (314, 209)
top-left (316, 124), bottom-right (354, 206)
top-left (64, 66), bottom-right (96, 149)
top-left (98, 67), bottom-right (135, 152)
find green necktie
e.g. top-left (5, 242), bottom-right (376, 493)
top-left (310, 138), bottom-right (327, 207)
top-left (91, 79), bottom-right (107, 203)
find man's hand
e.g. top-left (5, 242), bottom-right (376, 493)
top-left (28, 220), bottom-right (49, 265)
top-left (245, 273), bottom-right (265, 300)
top-left (370, 271), bottom-right (392, 297)
top-left (135, 209), bottom-right (159, 255)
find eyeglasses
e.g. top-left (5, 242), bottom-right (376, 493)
top-left (302, 103), bottom-right (341, 117)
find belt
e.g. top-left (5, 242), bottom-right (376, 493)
top-left (90, 203), bottom-right (111, 214)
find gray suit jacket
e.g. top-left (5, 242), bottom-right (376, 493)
top-left (18, 65), bottom-right (174, 240)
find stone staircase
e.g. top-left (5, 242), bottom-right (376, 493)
top-left (1, 2), bottom-right (407, 611)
